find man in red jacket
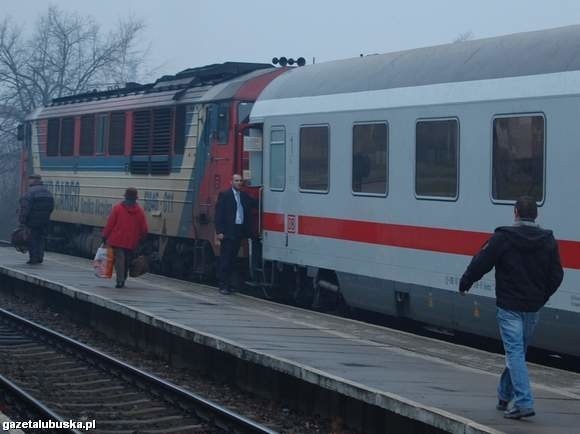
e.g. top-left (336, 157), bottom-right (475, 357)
top-left (102, 188), bottom-right (148, 288)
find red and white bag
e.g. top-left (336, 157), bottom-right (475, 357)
top-left (93, 245), bottom-right (114, 278)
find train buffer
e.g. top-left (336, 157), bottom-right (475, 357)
top-left (0, 247), bottom-right (578, 434)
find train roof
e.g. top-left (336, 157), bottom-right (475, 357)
top-left (31, 62), bottom-right (276, 119)
top-left (257, 25), bottom-right (580, 101)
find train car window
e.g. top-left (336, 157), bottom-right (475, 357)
top-left (46, 118), bottom-right (60, 157)
top-left (109, 112), bottom-right (126, 156)
top-left (352, 123), bottom-right (388, 195)
top-left (238, 102), bottom-right (253, 124)
top-left (415, 119), bottom-right (458, 199)
top-left (492, 115), bottom-right (544, 202)
top-left (174, 105), bottom-right (186, 155)
top-left (95, 114), bottom-right (109, 155)
top-left (270, 127), bottom-right (286, 191)
top-left (80, 115), bottom-right (95, 156)
top-left (60, 117), bottom-right (75, 156)
top-left (299, 125), bottom-right (329, 192)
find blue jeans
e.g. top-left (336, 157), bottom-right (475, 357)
top-left (496, 307), bottom-right (539, 410)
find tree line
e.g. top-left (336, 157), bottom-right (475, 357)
top-left (0, 6), bottom-right (149, 238)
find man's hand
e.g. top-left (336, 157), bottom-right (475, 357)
top-left (459, 276), bottom-right (470, 295)
top-left (215, 233), bottom-right (224, 246)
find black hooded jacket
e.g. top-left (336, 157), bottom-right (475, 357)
top-left (19, 183), bottom-right (55, 228)
top-left (460, 222), bottom-right (563, 312)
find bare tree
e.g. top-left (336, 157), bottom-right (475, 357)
top-left (453, 31), bottom-right (474, 43)
top-left (0, 6), bottom-right (149, 238)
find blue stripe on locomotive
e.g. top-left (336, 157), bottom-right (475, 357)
top-left (38, 155), bottom-right (185, 172)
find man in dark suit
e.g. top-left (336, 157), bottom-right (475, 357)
top-left (214, 174), bottom-right (258, 294)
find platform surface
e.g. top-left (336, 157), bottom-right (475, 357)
top-left (0, 247), bottom-right (579, 434)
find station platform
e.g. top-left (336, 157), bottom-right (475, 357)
top-left (0, 247), bottom-right (578, 434)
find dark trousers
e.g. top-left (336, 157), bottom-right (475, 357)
top-left (113, 248), bottom-right (131, 285)
top-left (28, 226), bottom-right (46, 262)
top-left (218, 233), bottom-right (243, 291)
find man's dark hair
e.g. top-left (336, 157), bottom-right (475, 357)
top-left (515, 196), bottom-right (537, 221)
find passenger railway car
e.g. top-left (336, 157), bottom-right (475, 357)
top-left (248, 26), bottom-right (580, 356)
top-left (20, 62), bottom-right (285, 276)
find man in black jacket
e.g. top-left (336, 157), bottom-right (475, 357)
top-left (214, 174), bottom-right (258, 294)
top-left (19, 174), bottom-right (55, 264)
top-left (459, 196), bottom-right (563, 420)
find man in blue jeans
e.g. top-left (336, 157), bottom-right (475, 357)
top-left (459, 196), bottom-right (563, 419)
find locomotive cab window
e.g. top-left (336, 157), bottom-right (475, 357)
top-left (352, 122), bottom-right (388, 196)
top-left (492, 114), bottom-right (544, 202)
top-left (415, 118), bottom-right (458, 199)
top-left (270, 127), bottom-right (285, 191)
top-left (299, 125), bottom-right (329, 192)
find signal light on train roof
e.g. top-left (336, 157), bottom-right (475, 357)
top-left (272, 57), bottom-right (306, 67)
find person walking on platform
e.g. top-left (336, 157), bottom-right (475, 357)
top-left (18, 174), bottom-right (54, 264)
top-left (459, 196), bottom-right (563, 420)
top-left (102, 188), bottom-right (148, 288)
top-left (214, 174), bottom-right (257, 295)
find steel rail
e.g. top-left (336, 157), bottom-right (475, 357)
top-left (0, 307), bottom-right (278, 434)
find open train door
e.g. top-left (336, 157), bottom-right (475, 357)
top-left (239, 124), bottom-right (264, 283)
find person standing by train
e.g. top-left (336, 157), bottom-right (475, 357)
top-left (458, 196), bottom-right (563, 420)
top-left (214, 174), bottom-right (258, 295)
top-left (18, 174), bottom-right (55, 264)
top-left (102, 188), bottom-right (148, 288)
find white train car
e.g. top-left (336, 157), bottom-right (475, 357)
top-left (249, 26), bottom-right (580, 356)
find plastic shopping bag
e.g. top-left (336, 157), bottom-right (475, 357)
top-left (93, 245), bottom-right (114, 278)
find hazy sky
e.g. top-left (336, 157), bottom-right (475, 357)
top-left (4, 0), bottom-right (580, 80)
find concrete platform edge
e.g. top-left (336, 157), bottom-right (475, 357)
top-left (0, 265), bottom-right (504, 434)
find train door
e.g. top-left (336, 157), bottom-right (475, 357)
top-left (240, 120), bottom-right (264, 281)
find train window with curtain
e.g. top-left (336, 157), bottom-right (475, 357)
top-left (80, 115), bottom-right (95, 156)
top-left (47, 118), bottom-right (60, 156)
top-left (352, 122), bottom-right (388, 195)
top-left (415, 118), bottom-right (458, 199)
top-left (299, 125), bottom-right (329, 192)
top-left (60, 117), bottom-right (75, 156)
top-left (270, 127), bottom-right (285, 191)
top-left (492, 115), bottom-right (544, 202)
top-left (95, 114), bottom-right (109, 155)
top-left (108, 112), bottom-right (126, 155)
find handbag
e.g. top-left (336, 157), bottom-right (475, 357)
top-left (129, 254), bottom-right (149, 277)
top-left (11, 226), bottom-right (30, 253)
top-left (93, 244), bottom-right (114, 278)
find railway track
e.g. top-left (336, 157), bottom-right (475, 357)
top-left (0, 307), bottom-right (277, 434)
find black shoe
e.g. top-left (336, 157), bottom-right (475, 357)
top-left (115, 282), bottom-right (125, 288)
top-left (504, 407), bottom-right (535, 419)
top-left (26, 259), bottom-right (41, 265)
top-left (496, 399), bottom-right (508, 411)
top-left (220, 288), bottom-right (232, 295)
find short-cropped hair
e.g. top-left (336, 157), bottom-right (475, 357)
top-left (124, 187), bottom-right (138, 200)
top-left (515, 196), bottom-right (537, 220)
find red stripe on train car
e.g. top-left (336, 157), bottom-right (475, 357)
top-left (263, 212), bottom-right (285, 232)
top-left (263, 212), bottom-right (580, 270)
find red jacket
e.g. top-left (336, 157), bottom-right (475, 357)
top-left (103, 201), bottom-right (148, 250)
